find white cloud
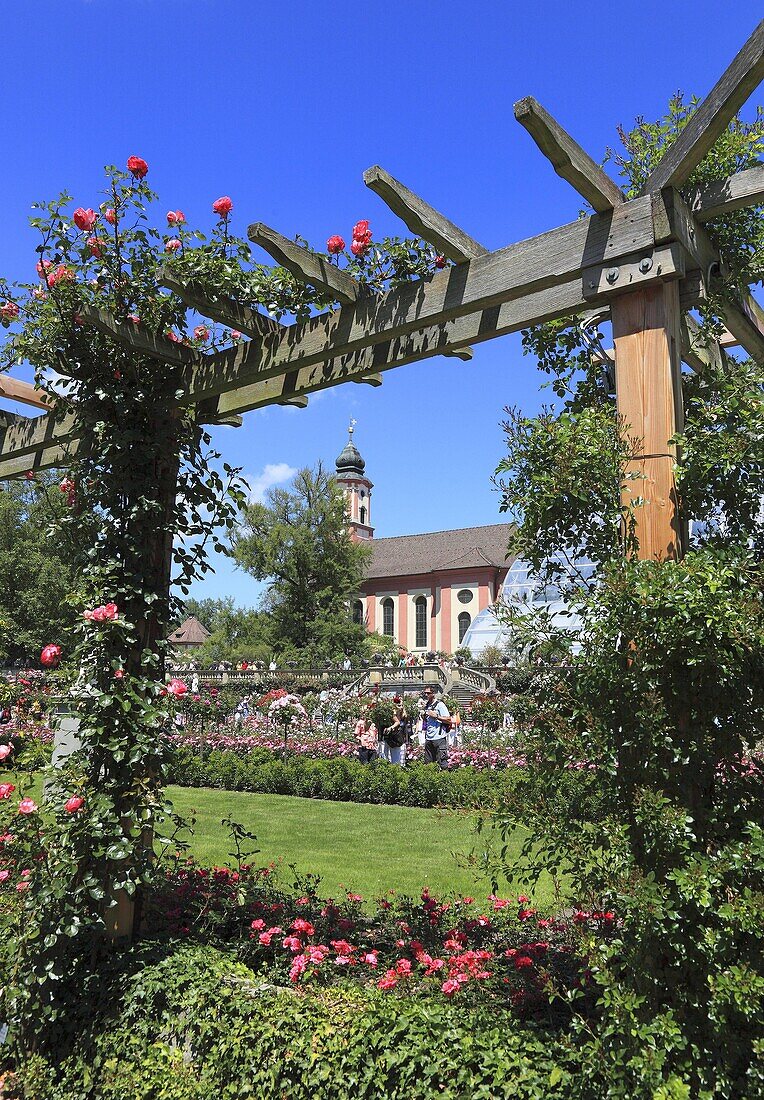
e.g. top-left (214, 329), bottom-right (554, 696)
top-left (247, 462), bottom-right (297, 503)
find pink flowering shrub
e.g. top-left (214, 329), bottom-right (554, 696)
top-left (141, 854), bottom-right (607, 1014)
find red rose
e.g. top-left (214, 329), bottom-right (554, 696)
top-left (86, 236), bottom-right (103, 258)
top-left (59, 477), bottom-right (75, 495)
top-left (40, 644), bottom-right (62, 668)
top-left (212, 195), bottom-right (233, 218)
top-left (114, 669), bottom-right (125, 679)
top-left (64, 796), bottom-right (84, 813)
top-left (24, 470), bottom-right (35, 481)
top-left (327, 235), bottom-right (345, 255)
top-left (104, 208), bottom-right (117, 225)
top-left (73, 208), bottom-right (97, 232)
top-left (126, 155), bottom-right (149, 179)
top-left (165, 238), bottom-right (182, 253)
top-left (48, 265), bottom-right (75, 287)
top-left (193, 325), bottom-right (210, 343)
top-left (434, 255), bottom-right (446, 269)
top-left (0, 784), bottom-right (15, 799)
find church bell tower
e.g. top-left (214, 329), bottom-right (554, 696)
top-left (335, 420), bottom-right (374, 541)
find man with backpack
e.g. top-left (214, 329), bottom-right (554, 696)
top-left (421, 685), bottom-right (450, 769)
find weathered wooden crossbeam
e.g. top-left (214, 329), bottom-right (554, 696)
top-left (363, 165), bottom-right (488, 263)
top-left (513, 97), bottom-right (624, 213)
top-left (0, 374), bottom-right (54, 410)
top-left (680, 313), bottom-right (728, 374)
top-left (159, 269), bottom-right (284, 338)
top-left (689, 164), bottom-right (764, 221)
top-left (248, 223), bottom-right (361, 304)
top-left (640, 19), bottom-right (764, 193)
top-left (661, 189), bottom-right (764, 362)
top-left (80, 306), bottom-right (202, 367)
top-left (185, 192), bottom-right (667, 403)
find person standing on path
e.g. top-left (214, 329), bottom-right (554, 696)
top-left (355, 709), bottom-right (379, 764)
top-left (421, 685), bottom-right (450, 769)
top-left (380, 695), bottom-right (408, 767)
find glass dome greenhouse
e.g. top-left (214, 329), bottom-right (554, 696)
top-left (460, 557), bottom-right (594, 659)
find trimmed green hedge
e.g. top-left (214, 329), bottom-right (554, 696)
top-left (167, 750), bottom-right (520, 808)
top-left (16, 944), bottom-right (580, 1099)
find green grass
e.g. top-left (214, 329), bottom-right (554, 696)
top-left (168, 786), bottom-right (552, 903)
top-left (22, 774), bottom-right (554, 905)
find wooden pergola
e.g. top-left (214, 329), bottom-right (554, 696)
top-left (1, 19), bottom-right (763, 571)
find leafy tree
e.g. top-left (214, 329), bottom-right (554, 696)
top-left (232, 464), bottom-right (370, 663)
top-left (0, 475), bottom-right (74, 663)
top-left (490, 99), bottom-right (764, 1097)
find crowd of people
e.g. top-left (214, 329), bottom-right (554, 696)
top-left (354, 685), bottom-right (460, 771)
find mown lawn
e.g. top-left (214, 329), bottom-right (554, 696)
top-left (22, 774), bottom-right (555, 905)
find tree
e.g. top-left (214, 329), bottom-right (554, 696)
top-left (490, 98), bottom-right (764, 1096)
top-left (0, 476), bottom-right (74, 663)
top-left (233, 464), bottom-right (370, 662)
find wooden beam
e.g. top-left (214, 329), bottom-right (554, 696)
top-left (159, 269), bottom-right (284, 338)
top-left (0, 409), bottom-right (80, 460)
top-left (0, 375), bottom-right (54, 410)
top-left (80, 306), bottom-right (201, 367)
top-left (351, 374), bottom-right (382, 387)
top-left (362, 165), bottom-right (487, 262)
top-left (186, 193), bottom-right (660, 403)
top-left (689, 164), bottom-right (764, 222)
top-left (640, 20), bottom-right (764, 193)
top-left (0, 438), bottom-right (80, 480)
top-left (662, 189), bottom-right (764, 362)
top-left (612, 281), bottom-right (685, 561)
top-left (513, 97), bottom-right (624, 213)
top-left (277, 396), bottom-right (309, 408)
top-left (680, 313), bottom-right (727, 374)
top-left (248, 223), bottom-right (360, 303)
top-left (443, 347), bottom-right (474, 361)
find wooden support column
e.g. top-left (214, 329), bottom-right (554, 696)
top-left (611, 281), bottom-right (685, 562)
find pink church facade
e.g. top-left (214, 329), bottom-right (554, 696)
top-left (334, 427), bottom-right (513, 655)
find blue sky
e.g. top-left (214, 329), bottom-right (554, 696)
top-left (1, 0), bottom-right (761, 607)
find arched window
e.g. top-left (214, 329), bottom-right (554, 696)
top-left (458, 611), bottom-right (471, 643)
top-left (352, 599), bottom-right (364, 625)
top-left (415, 596), bottom-right (427, 649)
top-left (382, 597), bottom-right (395, 637)
top-left (359, 505), bottom-right (367, 525)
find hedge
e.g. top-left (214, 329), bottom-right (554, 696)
top-left (14, 944), bottom-right (581, 1100)
top-left (167, 749), bottom-right (521, 809)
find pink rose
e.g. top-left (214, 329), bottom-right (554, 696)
top-left (114, 669), bottom-right (125, 680)
top-left (0, 870), bottom-right (9, 883)
top-left (36, 259), bottom-right (52, 278)
top-left (212, 196), bottom-right (233, 218)
top-left (127, 155), bottom-right (149, 179)
top-left (166, 210), bottom-right (185, 225)
top-left (48, 265), bottom-right (76, 287)
top-left (64, 796), bottom-right (84, 813)
top-left (127, 314), bottom-right (140, 324)
top-left (168, 678), bottom-right (188, 697)
top-left (24, 470), bottom-right (36, 481)
top-left (230, 329), bottom-right (242, 340)
top-left (0, 301), bottom-right (19, 321)
top-left (193, 325), bottom-right (209, 343)
top-left (0, 744), bottom-right (12, 761)
top-left (352, 220), bottom-right (371, 242)
top-left (350, 239), bottom-right (369, 257)
top-left (165, 238), bottom-right (182, 253)
top-left (327, 235), bottom-right (345, 254)
top-left (86, 237), bottom-right (103, 258)
top-left (40, 644), bottom-right (62, 668)
top-left (82, 609), bottom-right (94, 621)
top-left (104, 208), bottom-right (117, 225)
top-left (73, 208), bottom-right (98, 232)
top-left (18, 798), bottom-right (38, 815)
top-left (0, 784), bottom-right (16, 799)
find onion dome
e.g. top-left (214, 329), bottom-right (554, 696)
top-left (335, 421), bottom-right (365, 476)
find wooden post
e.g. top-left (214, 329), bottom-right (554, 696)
top-left (611, 281), bottom-right (685, 562)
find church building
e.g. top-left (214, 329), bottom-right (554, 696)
top-left (334, 425), bottom-right (514, 655)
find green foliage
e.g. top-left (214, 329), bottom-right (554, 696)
top-left (233, 464), bottom-right (370, 662)
top-left (0, 476), bottom-right (74, 663)
top-left (168, 749), bottom-right (529, 809)
top-left (12, 944), bottom-right (579, 1099)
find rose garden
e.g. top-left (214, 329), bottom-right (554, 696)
top-left (0, 22), bottom-right (763, 1099)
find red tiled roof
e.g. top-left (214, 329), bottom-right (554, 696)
top-left (365, 523), bottom-right (514, 580)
